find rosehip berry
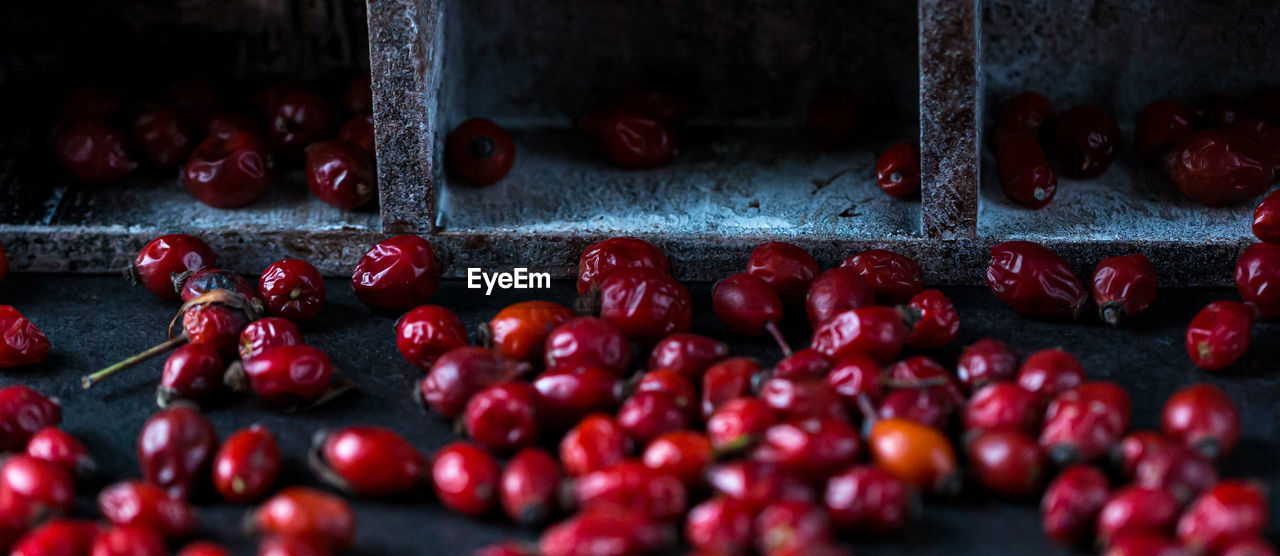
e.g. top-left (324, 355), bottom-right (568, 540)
top-left (212, 425), bottom-right (279, 503)
top-left (1132, 444), bottom-right (1217, 505)
top-left (183, 131), bottom-right (271, 208)
top-left (775, 349), bottom-right (832, 380)
top-left (706, 397), bottom-right (776, 451)
top-left (179, 268), bottom-right (257, 303)
top-left (642, 431), bottom-right (711, 486)
top-left (1196, 94), bottom-right (1244, 128)
top-left (131, 103), bottom-right (193, 169)
top-left (607, 87), bottom-right (692, 128)
top-left (1177, 481), bottom-right (1269, 554)
top-left (806, 88), bottom-right (857, 148)
top-left (751, 417), bottom-right (862, 479)
top-left (888, 355), bottom-right (964, 406)
top-left (1093, 254), bottom-right (1159, 325)
top-left (646, 333), bottom-right (727, 379)
top-left (431, 441), bottom-right (500, 517)
top-left (0, 455), bottom-right (74, 514)
top-left (707, 461), bottom-right (815, 511)
top-left (1016, 348), bottom-right (1086, 400)
top-left (577, 237), bottom-right (670, 295)
top-left (746, 242), bottom-right (821, 307)
top-left (487, 301), bottom-right (575, 362)
top-left (967, 429), bottom-right (1046, 498)
top-left (1166, 130), bottom-right (1271, 206)
top-left (544, 317), bottom-right (630, 375)
top-left (617, 391), bottom-right (690, 443)
top-left (583, 110), bottom-right (676, 169)
top-left (0, 306), bottom-right (50, 368)
top-left (956, 338), bottom-right (1018, 391)
top-left (0, 386), bottom-right (61, 451)
top-left (1253, 190), bottom-right (1280, 243)
top-left (809, 306), bottom-right (910, 364)
top-left (338, 114), bottom-right (376, 154)
top-left (1117, 430), bottom-right (1176, 477)
top-left (868, 418), bottom-right (958, 494)
top-left (137, 404), bottom-right (217, 500)
top-left (531, 366), bottom-right (623, 428)
top-left (635, 369), bottom-right (697, 413)
top-left (177, 541), bottom-right (231, 556)
top-left (248, 487), bottom-right (355, 550)
top-left (878, 389), bottom-right (952, 430)
top-left (1040, 464), bottom-right (1110, 546)
top-left (826, 355), bottom-right (883, 405)
top-left (419, 346), bottom-right (526, 418)
top-left (447, 118), bottom-right (515, 185)
top-left (876, 141), bottom-right (921, 198)
top-left (10, 519), bottom-right (101, 556)
top-left (239, 317), bottom-right (302, 361)
top-left (805, 267), bottom-right (875, 329)
top-left (238, 345), bottom-right (335, 405)
top-left (964, 382), bottom-right (1043, 435)
top-left (1237, 119), bottom-right (1280, 176)
top-left (987, 241), bottom-right (1087, 318)
top-left (1040, 382), bottom-right (1132, 465)
top-left (684, 496), bottom-right (753, 554)
top-left (997, 132), bottom-right (1057, 209)
top-left (1186, 301), bottom-right (1256, 371)
top-left (54, 120), bottom-right (136, 185)
top-left (997, 91), bottom-right (1055, 139)
top-left (256, 535), bottom-right (329, 556)
top-left (90, 524), bottom-right (167, 556)
top-left (396, 305), bottom-right (468, 369)
top-left (573, 460), bottom-right (687, 521)
top-left (1097, 486), bottom-right (1181, 544)
top-left (258, 259), bottom-right (326, 322)
top-left (464, 382), bottom-right (541, 452)
top-left (559, 414), bottom-right (630, 478)
top-left (824, 464), bottom-right (911, 535)
top-left (26, 427), bottom-right (92, 476)
top-left (1221, 537), bottom-right (1279, 556)
top-left (540, 508), bottom-right (671, 556)
top-left (755, 500), bottom-right (833, 554)
top-left (840, 249), bottom-right (924, 303)
top-left (351, 235), bottom-right (441, 311)
top-left (1162, 383), bottom-right (1240, 461)
top-left (905, 289), bottom-right (960, 350)
top-left (129, 234), bottom-right (217, 301)
top-left (158, 343), bottom-right (224, 405)
top-left (701, 357), bottom-right (761, 417)
top-left (98, 480), bottom-right (197, 537)
top-left (1236, 243), bottom-right (1280, 319)
top-left (304, 140), bottom-right (376, 210)
top-left (1052, 105), bottom-right (1121, 178)
top-left (313, 426), bottom-right (428, 496)
top-left (760, 377), bottom-right (848, 422)
top-left (596, 267), bottom-right (693, 343)
top-left (499, 447), bottom-right (561, 525)
top-left (714, 273), bottom-right (789, 347)
top-left (269, 92), bottom-right (337, 156)
top-left (1137, 100), bottom-right (1194, 163)
top-left (1105, 532), bottom-right (1188, 556)
top-left (207, 113), bottom-right (262, 140)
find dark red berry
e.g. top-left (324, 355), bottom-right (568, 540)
top-left (1136, 100), bottom-right (1194, 163)
top-left (635, 369), bottom-right (697, 415)
top-left (840, 249), bottom-right (924, 303)
top-left (956, 338), bottom-right (1018, 392)
top-left (706, 397), bottom-right (776, 451)
top-left (755, 500), bottom-right (832, 554)
top-left (642, 431), bottom-right (711, 487)
top-left (239, 345), bottom-right (335, 405)
top-left (500, 447), bottom-right (561, 525)
top-left (1185, 301), bottom-right (1256, 371)
top-left (206, 113), bottom-right (261, 141)
top-left (1104, 532), bottom-right (1190, 556)
top-left (876, 141), bottom-right (921, 198)
top-left (1132, 444), bottom-right (1217, 506)
top-left (540, 508), bottom-right (671, 556)
top-left (0, 455), bottom-right (74, 515)
top-left (305, 140), bottom-right (376, 210)
top-left (746, 242), bottom-right (821, 307)
top-left (701, 357), bottom-right (761, 418)
top-left (573, 460), bottom-right (687, 522)
top-left (158, 343), bottom-right (225, 405)
top-left (269, 92), bottom-right (336, 156)
top-left (90, 525), bottom-right (166, 556)
top-left (1233, 119), bottom-right (1280, 178)
top-left (487, 301), bottom-right (575, 362)
top-left (137, 405), bottom-right (216, 500)
top-left (419, 347), bottom-right (525, 418)
top-left (544, 317), bottom-right (630, 375)
top-left (596, 267), bottom-right (693, 343)
top-left (967, 429), bottom-right (1047, 498)
top-left (351, 235), bottom-right (441, 311)
top-left (1016, 348), bottom-right (1086, 400)
top-left (1177, 481), bottom-right (1268, 554)
top-left (239, 317), bottom-right (303, 361)
top-left (54, 120), bottom-right (136, 185)
top-left (1221, 537), bottom-right (1278, 556)
top-left (760, 377), bottom-right (849, 422)
top-left (0, 386), bottom-right (61, 451)
top-left (447, 118), bottom-right (515, 185)
top-left (10, 519), bottom-right (101, 556)
top-left (0, 307), bottom-right (50, 368)
top-left (1166, 130), bottom-right (1271, 206)
top-left (179, 268), bottom-right (256, 303)
top-left (824, 464), bottom-right (911, 536)
top-left (1235, 242), bottom-right (1280, 319)
top-left (1040, 382), bottom-right (1131, 465)
top-left (1097, 486), bottom-right (1180, 545)
top-left (256, 535), bottom-right (329, 556)
top-left (531, 366), bottom-right (623, 428)
top-left (338, 114), bottom-right (376, 154)
top-left (809, 306), bottom-right (910, 364)
top-left (1041, 464), bottom-right (1110, 546)
top-left (314, 426), bottom-right (427, 496)
top-left (647, 333), bottom-right (727, 380)
top-left (1051, 105), bottom-right (1121, 178)
top-left (713, 273), bottom-right (786, 341)
top-left (751, 417), bottom-right (862, 480)
top-left (805, 267), bottom-right (875, 329)
top-left (396, 305), bottom-right (467, 370)
top-left (431, 441), bottom-right (500, 516)
top-left (617, 391), bottom-right (690, 443)
top-left (1117, 431), bottom-right (1176, 478)
top-left (98, 480), bottom-right (197, 538)
top-left (258, 259), bottom-right (325, 323)
top-left (26, 427), bottom-right (92, 476)
top-left (773, 349), bottom-right (831, 380)
top-left (248, 487), bottom-right (355, 551)
top-left (213, 425), bottom-right (279, 503)
top-left (183, 131), bottom-right (271, 208)
top-left (986, 241), bottom-right (1087, 318)
top-left (130, 103), bottom-right (194, 169)
top-left (997, 91), bottom-right (1055, 139)
top-left (577, 237), bottom-right (670, 296)
top-left (582, 110), bottom-right (676, 169)
top-left (464, 382), bottom-right (541, 452)
top-left (1161, 383), bottom-right (1240, 461)
top-left (878, 389), bottom-right (952, 430)
top-left (1253, 190), bottom-right (1280, 243)
top-left (707, 460), bottom-right (814, 512)
top-left (887, 355), bottom-right (963, 406)
top-left (963, 382), bottom-right (1043, 435)
top-left (559, 414), bottom-right (630, 478)
top-left (826, 355), bottom-right (883, 405)
top-left (606, 87), bottom-right (691, 128)
top-left (905, 289), bottom-right (959, 350)
top-left (997, 132), bottom-right (1057, 209)
top-left (1093, 254), bottom-right (1159, 325)
top-left (684, 496), bottom-right (753, 554)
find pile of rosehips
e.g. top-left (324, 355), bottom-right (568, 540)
top-left (52, 76), bottom-right (377, 211)
top-left (992, 91), bottom-right (1280, 209)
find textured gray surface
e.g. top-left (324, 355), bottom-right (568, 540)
top-left (1, 275), bottom-right (1276, 554)
top-left (919, 0), bottom-right (979, 239)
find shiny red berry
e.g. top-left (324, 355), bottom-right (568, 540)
top-left (179, 268), bottom-right (256, 303)
top-left (963, 382), bottom-right (1043, 435)
top-left (701, 357), bottom-right (761, 418)
top-left (464, 382), bottom-right (540, 452)
top-left (684, 496), bottom-right (753, 554)
top-left (98, 480), bottom-right (197, 538)
top-left (269, 92), bottom-right (337, 156)
top-left (0, 455), bottom-right (74, 514)
top-left (54, 120), bottom-right (136, 185)
top-left (1221, 537), bottom-right (1279, 556)
top-left (1136, 100), bottom-right (1194, 163)
top-left (617, 391), bottom-right (690, 443)
top-left (544, 317), bottom-right (630, 375)
top-left (1161, 383), bottom-right (1240, 461)
top-left (607, 87), bottom-right (691, 128)
top-left (706, 397), bottom-right (776, 451)
top-left (1117, 431), bottom-right (1177, 478)
top-left (177, 541), bottom-right (231, 556)
top-left (824, 464), bottom-right (911, 535)
top-left (876, 141), bottom-right (921, 198)
top-left (351, 235), bottom-right (441, 311)
top-left (577, 237), bottom-right (670, 295)
top-left (751, 417), bottom-right (862, 479)
top-left (1186, 301), bottom-right (1256, 371)
top-left (256, 535), bottom-right (328, 556)
top-left (238, 317), bottom-right (302, 361)
top-left (0, 386), bottom-right (61, 451)
top-left (573, 460), bottom-right (687, 521)
top-left (713, 273), bottom-right (786, 342)
top-left (248, 487), bottom-right (355, 550)
top-left (1040, 382), bottom-right (1131, 465)
top-left (258, 259), bottom-right (326, 322)
top-left (540, 508), bottom-right (670, 556)
top-left (499, 447), bottom-right (561, 525)
top-left (206, 113), bottom-right (262, 140)
top-left (1235, 243), bottom-right (1280, 319)
top-left (213, 425), bottom-right (280, 503)
top-left (446, 118), bottom-right (515, 185)
top-left (774, 349), bottom-right (832, 380)
top-left (760, 377), bottom-right (849, 422)
top-left (634, 369), bottom-right (697, 415)
top-left (0, 307), bottom-right (50, 368)
top-left (596, 267), bottom-right (693, 343)
top-left (986, 241), bottom-right (1087, 318)
top-left (905, 289), bottom-right (959, 350)
top-left (755, 500), bottom-right (832, 554)
top-left (746, 242), bottom-right (821, 307)
top-left (1040, 464), bottom-right (1110, 546)
top-left (1016, 348), bottom-right (1086, 400)
top-left (10, 519), bottom-right (101, 556)
top-left (967, 429), bottom-right (1046, 498)
top-left (996, 132), bottom-right (1057, 209)
top-left (26, 427), bottom-right (92, 476)
top-left (158, 343), bottom-right (225, 405)
top-left (93, 525), bottom-right (166, 556)
top-left (1253, 190), bottom-right (1280, 243)
top-left (137, 405), bottom-right (217, 500)
top-left (826, 354), bottom-right (883, 405)
top-left (642, 430), bottom-right (712, 487)
top-left (395, 305), bottom-right (467, 370)
top-left (805, 267), bottom-right (875, 329)
top-left (707, 460), bottom-right (815, 512)
top-left (314, 426), bottom-right (427, 496)
top-left (431, 441), bottom-right (500, 517)
top-left (956, 338), bottom-right (1018, 392)
top-left (1166, 130), bottom-right (1271, 206)
top-left (840, 249), bottom-right (924, 303)
top-left (582, 110), bottom-right (676, 169)
top-left (1104, 532), bottom-right (1190, 556)
top-left (131, 103), bottom-right (193, 169)
top-left (809, 306), bottom-right (910, 364)
top-left (531, 366), bottom-right (623, 428)
top-left (1132, 444), bottom-right (1217, 506)
top-left (338, 114), bottom-right (376, 154)
top-left (1051, 105), bottom-right (1121, 178)
top-left (877, 389), bottom-right (952, 430)
top-left (1093, 254), bottom-right (1159, 325)
top-left (1097, 486), bottom-right (1181, 545)
top-left (419, 346), bottom-right (526, 418)
top-left (239, 345), bottom-right (335, 405)
top-left (647, 333), bottom-right (727, 380)
top-left (487, 301), bottom-right (575, 362)
top-left (305, 140), bottom-right (376, 210)
top-left (1177, 481), bottom-right (1268, 554)
top-left (997, 91), bottom-right (1055, 139)
top-left (559, 414), bottom-right (630, 478)
top-left (183, 131), bottom-right (271, 208)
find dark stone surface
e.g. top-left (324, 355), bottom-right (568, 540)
top-left (1, 274), bottom-right (1277, 554)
